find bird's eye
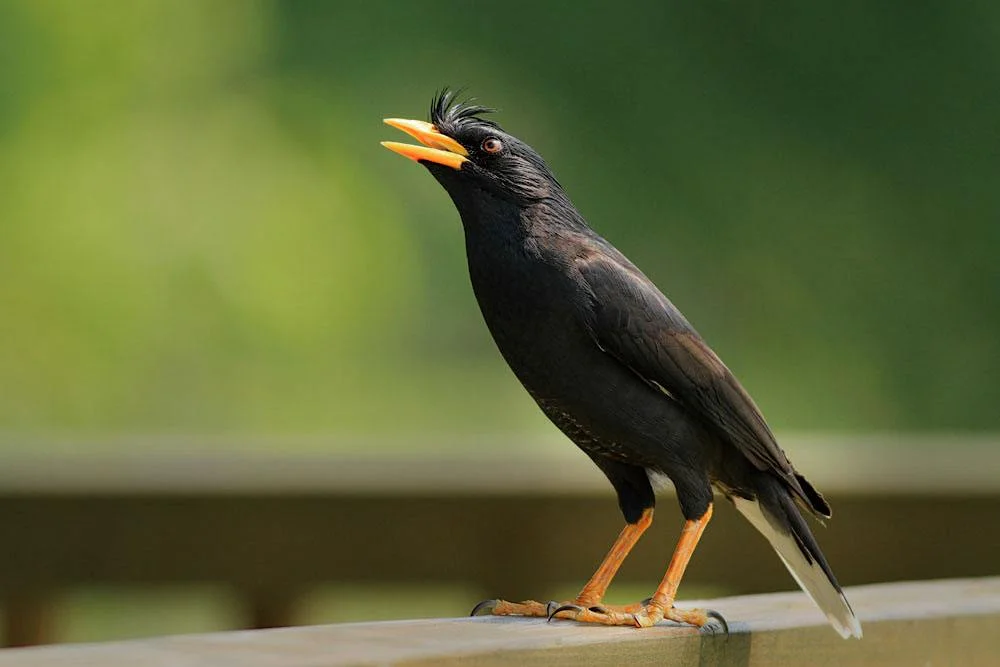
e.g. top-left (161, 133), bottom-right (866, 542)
top-left (482, 137), bottom-right (503, 154)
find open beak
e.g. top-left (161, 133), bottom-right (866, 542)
top-left (381, 118), bottom-right (469, 170)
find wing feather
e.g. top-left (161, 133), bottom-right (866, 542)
top-left (575, 248), bottom-right (830, 517)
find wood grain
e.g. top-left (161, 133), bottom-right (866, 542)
top-left (0, 578), bottom-right (998, 666)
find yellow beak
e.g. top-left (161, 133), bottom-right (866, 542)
top-left (381, 118), bottom-right (469, 170)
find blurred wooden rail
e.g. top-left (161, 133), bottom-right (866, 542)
top-left (1, 436), bottom-right (999, 647)
top-left (1, 578), bottom-right (999, 666)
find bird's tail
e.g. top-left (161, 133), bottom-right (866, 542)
top-left (732, 480), bottom-right (862, 639)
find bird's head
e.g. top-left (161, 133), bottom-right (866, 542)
top-left (382, 90), bottom-right (564, 215)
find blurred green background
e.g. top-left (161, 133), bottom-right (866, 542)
top-left (2, 0), bottom-right (998, 441)
top-left (1, 0), bottom-right (998, 646)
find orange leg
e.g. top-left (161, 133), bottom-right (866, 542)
top-left (649, 503), bottom-right (713, 609)
top-left (475, 508), bottom-right (654, 619)
top-left (474, 504), bottom-right (725, 631)
top-left (559, 503), bottom-right (717, 628)
top-left (576, 507), bottom-right (653, 606)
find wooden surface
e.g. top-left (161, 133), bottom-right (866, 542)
top-left (0, 578), bottom-right (998, 666)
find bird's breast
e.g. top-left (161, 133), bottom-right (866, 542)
top-left (465, 240), bottom-right (591, 387)
top-left (464, 238), bottom-right (705, 472)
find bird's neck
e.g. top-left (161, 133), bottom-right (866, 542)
top-left (460, 196), bottom-right (589, 309)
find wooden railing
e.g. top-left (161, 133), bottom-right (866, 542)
top-left (1, 435), bottom-right (998, 647)
top-left (1, 578), bottom-right (998, 666)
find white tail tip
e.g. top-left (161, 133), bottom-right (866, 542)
top-left (733, 497), bottom-right (862, 639)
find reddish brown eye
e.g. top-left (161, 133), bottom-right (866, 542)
top-left (482, 137), bottom-right (503, 154)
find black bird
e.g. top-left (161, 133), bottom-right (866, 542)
top-left (382, 90), bottom-right (861, 638)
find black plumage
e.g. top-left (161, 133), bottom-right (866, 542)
top-left (382, 90), bottom-right (861, 638)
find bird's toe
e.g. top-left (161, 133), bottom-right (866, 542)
top-left (546, 603), bottom-right (584, 622)
top-left (704, 609), bottom-right (730, 635)
top-left (469, 599), bottom-right (498, 616)
top-left (471, 599), bottom-right (550, 618)
top-left (631, 606), bottom-right (664, 628)
top-left (661, 605), bottom-right (721, 630)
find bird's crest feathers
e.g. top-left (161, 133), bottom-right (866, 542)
top-left (431, 88), bottom-right (500, 132)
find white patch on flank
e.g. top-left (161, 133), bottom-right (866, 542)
top-left (648, 379), bottom-right (676, 400)
top-left (645, 469), bottom-right (674, 493)
top-left (732, 497), bottom-right (863, 639)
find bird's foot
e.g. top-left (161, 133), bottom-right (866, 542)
top-left (469, 599), bottom-right (549, 618)
top-left (546, 600), bottom-right (728, 631)
top-left (469, 598), bottom-right (644, 619)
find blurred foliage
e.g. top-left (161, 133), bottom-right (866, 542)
top-left (0, 0), bottom-right (997, 442)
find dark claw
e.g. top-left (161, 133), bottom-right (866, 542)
top-left (470, 599), bottom-right (499, 617)
top-left (704, 609), bottom-right (729, 635)
top-left (588, 605), bottom-right (608, 614)
top-left (547, 603), bottom-right (583, 622)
